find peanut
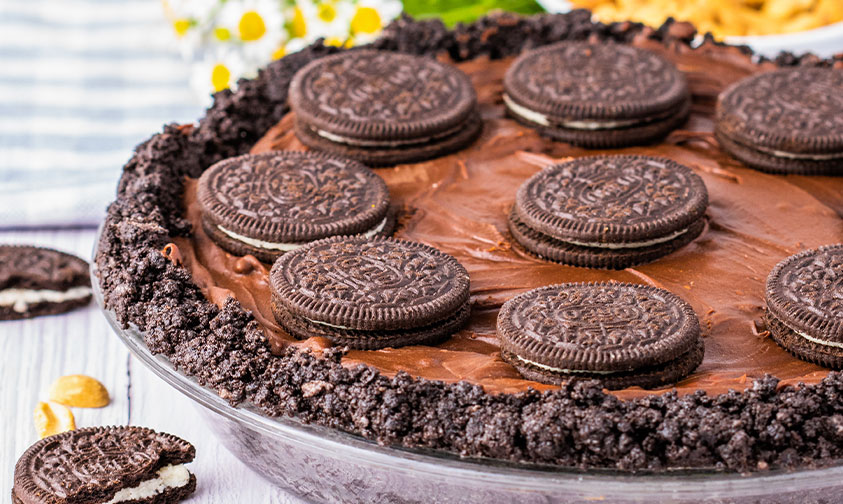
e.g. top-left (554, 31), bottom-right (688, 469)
top-left (33, 401), bottom-right (76, 439)
top-left (48, 374), bottom-right (110, 408)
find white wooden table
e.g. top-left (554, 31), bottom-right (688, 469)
top-left (0, 229), bottom-right (304, 503)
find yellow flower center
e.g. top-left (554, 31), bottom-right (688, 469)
top-left (318, 3), bottom-right (337, 22)
top-left (214, 27), bottom-right (231, 41)
top-left (272, 44), bottom-right (286, 60)
top-left (173, 18), bottom-right (191, 37)
top-left (290, 7), bottom-right (307, 38)
top-left (211, 63), bottom-right (231, 92)
top-left (239, 11), bottom-right (266, 41)
top-left (350, 7), bottom-right (382, 34)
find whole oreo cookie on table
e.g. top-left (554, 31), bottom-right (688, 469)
top-left (497, 282), bottom-right (704, 389)
top-left (0, 245), bottom-right (92, 320)
top-left (289, 49), bottom-right (482, 166)
top-left (269, 235), bottom-right (470, 350)
top-left (197, 151), bottom-right (393, 263)
top-left (508, 155), bottom-right (709, 269)
top-left (765, 244), bottom-right (843, 368)
top-left (12, 426), bottom-right (196, 504)
top-left (716, 68), bottom-right (843, 175)
top-left (503, 41), bottom-right (690, 148)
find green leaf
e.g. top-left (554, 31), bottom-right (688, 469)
top-left (403, 0), bottom-right (545, 27)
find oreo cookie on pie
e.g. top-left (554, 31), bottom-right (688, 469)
top-left (0, 245), bottom-right (91, 320)
top-left (716, 68), bottom-right (843, 175)
top-left (13, 426), bottom-right (196, 504)
top-left (508, 155), bottom-right (708, 269)
top-left (503, 41), bottom-right (690, 148)
top-left (197, 151), bottom-right (393, 263)
top-left (269, 236), bottom-right (470, 350)
top-left (289, 50), bottom-right (482, 166)
top-left (497, 282), bottom-right (704, 389)
top-left (765, 244), bottom-right (843, 368)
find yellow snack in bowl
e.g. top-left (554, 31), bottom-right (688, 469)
top-left (570, 0), bottom-right (843, 38)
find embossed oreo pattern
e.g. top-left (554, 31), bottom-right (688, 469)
top-left (717, 68), bottom-right (843, 153)
top-left (497, 282), bottom-right (700, 372)
top-left (14, 426), bottom-right (195, 503)
top-left (515, 156), bottom-right (708, 243)
top-left (0, 245), bottom-right (89, 291)
top-left (766, 244), bottom-right (843, 342)
top-left (290, 50), bottom-right (477, 140)
top-left (504, 42), bottom-right (688, 119)
top-left (271, 236), bottom-right (470, 331)
top-left (198, 151), bottom-right (389, 242)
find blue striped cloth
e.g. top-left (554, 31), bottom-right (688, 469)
top-left (0, 0), bottom-right (204, 229)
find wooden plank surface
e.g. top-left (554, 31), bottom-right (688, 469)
top-left (0, 229), bottom-right (303, 503)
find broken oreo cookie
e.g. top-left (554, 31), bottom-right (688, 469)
top-left (13, 426), bottom-right (196, 504)
top-left (765, 244), bottom-right (843, 368)
top-left (508, 155), bottom-right (708, 269)
top-left (197, 151), bottom-right (393, 263)
top-left (269, 236), bottom-right (470, 350)
top-left (503, 41), bottom-right (690, 147)
top-left (497, 282), bottom-right (704, 389)
top-left (716, 68), bottom-right (843, 175)
top-left (289, 50), bottom-right (482, 166)
top-left (0, 245), bottom-right (91, 320)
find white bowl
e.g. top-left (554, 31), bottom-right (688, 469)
top-left (536, 0), bottom-right (843, 57)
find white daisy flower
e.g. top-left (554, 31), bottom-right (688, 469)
top-left (291, 0), bottom-right (356, 48)
top-left (349, 0), bottom-right (403, 45)
top-left (215, 0), bottom-right (287, 62)
top-left (190, 47), bottom-right (247, 106)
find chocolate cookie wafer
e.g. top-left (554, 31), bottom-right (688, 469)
top-left (197, 151), bottom-right (393, 263)
top-left (508, 155), bottom-right (709, 269)
top-left (497, 282), bottom-right (704, 389)
top-left (269, 236), bottom-right (470, 350)
top-left (765, 244), bottom-right (843, 368)
top-left (13, 426), bottom-right (196, 504)
top-left (503, 41), bottom-right (690, 147)
top-left (0, 245), bottom-right (91, 320)
top-left (289, 50), bottom-right (481, 166)
top-left (716, 68), bottom-right (843, 175)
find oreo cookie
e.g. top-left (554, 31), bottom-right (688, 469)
top-left (13, 426), bottom-right (196, 504)
top-left (497, 282), bottom-right (704, 389)
top-left (0, 245), bottom-right (91, 320)
top-left (269, 236), bottom-right (470, 350)
top-left (508, 155), bottom-right (708, 269)
top-left (716, 68), bottom-right (843, 175)
top-left (289, 50), bottom-right (482, 166)
top-left (503, 41), bottom-right (690, 148)
top-left (197, 151), bottom-right (393, 263)
top-left (765, 244), bottom-right (843, 368)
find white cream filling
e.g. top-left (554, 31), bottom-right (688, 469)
top-left (218, 217), bottom-right (388, 252)
top-left (796, 328), bottom-right (843, 349)
top-left (515, 354), bottom-right (619, 375)
top-left (0, 286), bottom-right (91, 313)
top-left (502, 94), bottom-right (642, 130)
top-left (759, 146), bottom-right (843, 161)
top-left (104, 464), bottom-right (190, 504)
top-left (315, 122), bottom-right (463, 148)
top-left (561, 227), bottom-right (690, 250)
top-left (305, 318), bottom-right (352, 330)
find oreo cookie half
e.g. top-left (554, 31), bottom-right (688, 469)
top-left (765, 244), bottom-right (843, 368)
top-left (716, 68), bottom-right (843, 175)
top-left (13, 426), bottom-right (196, 504)
top-left (497, 282), bottom-right (704, 389)
top-left (509, 155), bottom-right (709, 269)
top-left (0, 245), bottom-right (91, 320)
top-left (503, 41), bottom-right (690, 148)
top-left (289, 50), bottom-right (482, 166)
top-left (269, 236), bottom-right (470, 350)
top-left (197, 151), bottom-right (393, 263)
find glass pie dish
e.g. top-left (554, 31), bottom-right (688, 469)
top-left (92, 245), bottom-right (843, 504)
